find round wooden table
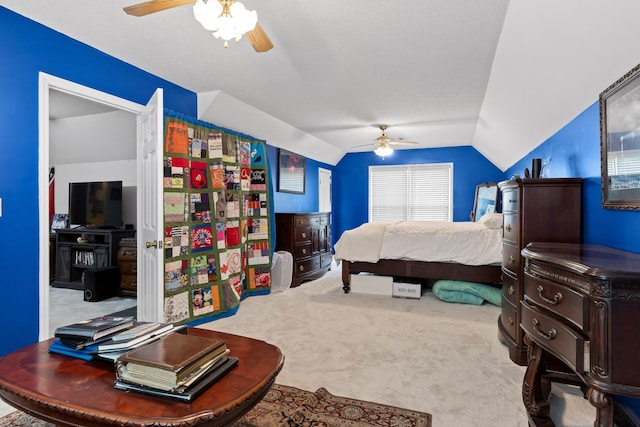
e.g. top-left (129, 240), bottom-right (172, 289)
top-left (0, 328), bottom-right (284, 426)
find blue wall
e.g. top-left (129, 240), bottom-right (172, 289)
top-left (266, 145), bottom-right (334, 213)
top-left (505, 102), bottom-right (640, 254)
top-left (332, 147), bottom-right (504, 243)
top-left (0, 7), bottom-right (197, 356)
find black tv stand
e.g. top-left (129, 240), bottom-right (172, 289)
top-left (52, 228), bottom-right (135, 291)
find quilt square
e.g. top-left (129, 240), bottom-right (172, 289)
top-left (191, 138), bottom-right (207, 158)
top-left (191, 224), bottom-right (214, 253)
top-left (190, 161), bottom-right (208, 189)
top-left (164, 192), bottom-right (189, 222)
top-left (247, 266), bottom-right (271, 289)
top-left (247, 218), bottom-right (268, 240)
top-left (208, 132), bottom-right (223, 159)
top-left (164, 292), bottom-right (190, 324)
top-left (225, 192), bottom-right (240, 218)
top-left (190, 255), bottom-right (210, 285)
top-left (225, 165), bottom-right (240, 190)
top-left (251, 142), bottom-right (265, 166)
top-left (215, 222), bottom-right (226, 249)
top-left (247, 241), bottom-right (270, 265)
top-left (192, 286), bottom-right (219, 316)
top-left (222, 134), bottom-right (238, 163)
top-left (245, 193), bottom-right (268, 216)
top-left (190, 192), bottom-right (211, 222)
top-left (165, 121), bottom-right (189, 154)
top-left (164, 225), bottom-right (189, 258)
top-left (250, 168), bottom-right (267, 191)
top-left (165, 259), bottom-right (188, 291)
top-left (239, 141), bottom-right (251, 165)
top-left (209, 161), bottom-right (225, 189)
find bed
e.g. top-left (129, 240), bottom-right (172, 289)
top-left (335, 182), bottom-right (503, 293)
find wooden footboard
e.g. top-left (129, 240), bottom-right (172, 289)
top-left (341, 260), bottom-right (502, 293)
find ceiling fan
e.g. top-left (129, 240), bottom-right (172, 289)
top-left (354, 125), bottom-right (419, 156)
top-left (123, 0), bottom-right (273, 52)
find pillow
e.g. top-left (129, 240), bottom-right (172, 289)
top-left (478, 212), bottom-right (503, 229)
top-left (432, 280), bottom-right (502, 306)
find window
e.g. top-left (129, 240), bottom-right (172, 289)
top-left (369, 163), bottom-right (452, 222)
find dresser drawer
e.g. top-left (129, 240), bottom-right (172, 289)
top-left (500, 300), bottom-right (518, 340)
top-left (502, 213), bottom-right (519, 243)
top-left (295, 227), bottom-right (312, 243)
top-left (295, 256), bottom-right (321, 276)
top-left (502, 243), bottom-right (520, 272)
top-left (294, 243), bottom-right (312, 259)
top-left (524, 272), bottom-right (589, 331)
top-left (501, 268), bottom-right (518, 306)
top-left (521, 301), bottom-right (588, 373)
top-left (295, 216), bottom-right (311, 227)
top-left (320, 252), bottom-right (333, 268)
top-left (502, 189), bottom-right (519, 212)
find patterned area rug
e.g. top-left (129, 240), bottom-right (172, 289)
top-left (0, 384), bottom-right (432, 427)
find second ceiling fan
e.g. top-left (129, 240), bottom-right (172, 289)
top-left (123, 0), bottom-right (273, 52)
top-left (354, 125), bottom-right (419, 156)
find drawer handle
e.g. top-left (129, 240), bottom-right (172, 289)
top-left (508, 255), bottom-right (516, 264)
top-left (508, 317), bottom-right (514, 326)
top-left (509, 198), bottom-right (516, 203)
top-left (299, 265), bottom-right (305, 272)
top-left (532, 318), bottom-right (557, 340)
top-left (505, 224), bottom-right (512, 232)
top-left (131, 266), bottom-right (137, 273)
top-left (302, 248), bottom-right (307, 255)
top-left (508, 285), bottom-right (515, 295)
top-left (301, 232), bottom-right (307, 239)
top-left (537, 285), bottom-right (562, 305)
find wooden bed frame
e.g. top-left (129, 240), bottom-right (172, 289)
top-left (341, 259), bottom-right (502, 293)
top-left (340, 182), bottom-right (503, 293)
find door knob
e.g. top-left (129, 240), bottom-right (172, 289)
top-left (146, 240), bottom-right (158, 248)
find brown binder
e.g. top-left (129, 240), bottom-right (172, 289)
top-left (116, 332), bottom-right (228, 390)
top-left (119, 332), bottom-right (225, 370)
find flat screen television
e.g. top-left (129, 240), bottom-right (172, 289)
top-left (68, 181), bottom-right (123, 229)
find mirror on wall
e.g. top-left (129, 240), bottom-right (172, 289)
top-left (600, 62), bottom-right (640, 210)
top-left (470, 182), bottom-right (498, 221)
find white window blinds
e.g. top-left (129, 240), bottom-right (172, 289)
top-left (369, 163), bottom-right (452, 222)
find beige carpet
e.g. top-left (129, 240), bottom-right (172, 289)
top-left (0, 384), bottom-right (431, 427)
top-left (198, 263), bottom-right (595, 427)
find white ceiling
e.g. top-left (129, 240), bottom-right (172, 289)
top-left (3, 1), bottom-right (640, 170)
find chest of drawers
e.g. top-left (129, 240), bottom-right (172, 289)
top-left (497, 178), bottom-right (582, 366)
top-left (521, 242), bottom-right (640, 427)
top-left (275, 212), bottom-right (332, 287)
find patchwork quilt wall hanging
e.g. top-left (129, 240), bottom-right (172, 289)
top-left (162, 110), bottom-right (271, 325)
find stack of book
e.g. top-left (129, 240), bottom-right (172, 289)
top-left (114, 332), bottom-right (238, 401)
top-left (50, 316), bottom-right (177, 361)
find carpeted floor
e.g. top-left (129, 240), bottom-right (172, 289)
top-left (0, 384), bottom-right (431, 427)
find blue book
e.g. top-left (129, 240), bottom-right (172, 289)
top-left (48, 338), bottom-right (97, 361)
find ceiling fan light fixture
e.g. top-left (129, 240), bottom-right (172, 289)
top-left (193, 0), bottom-right (257, 47)
top-left (374, 144), bottom-right (393, 157)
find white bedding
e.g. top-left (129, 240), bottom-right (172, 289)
top-left (334, 214), bottom-right (503, 266)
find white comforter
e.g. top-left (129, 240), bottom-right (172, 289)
top-left (334, 214), bottom-right (503, 266)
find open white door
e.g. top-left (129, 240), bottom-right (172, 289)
top-left (318, 168), bottom-right (332, 212)
top-left (137, 89), bottom-right (164, 322)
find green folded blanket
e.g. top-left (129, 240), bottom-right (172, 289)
top-left (432, 280), bottom-right (501, 306)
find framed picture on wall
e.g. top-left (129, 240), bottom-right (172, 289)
top-left (278, 149), bottom-right (306, 194)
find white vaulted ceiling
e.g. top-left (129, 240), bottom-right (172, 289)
top-left (2, 1), bottom-right (640, 169)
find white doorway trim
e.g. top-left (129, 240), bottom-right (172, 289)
top-left (38, 73), bottom-right (144, 341)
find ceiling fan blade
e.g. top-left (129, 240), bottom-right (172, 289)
top-left (245, 22), bottom-right (274, 52)
top-left (123, 0), bottom-right (195, 17)
top-left (388, 140), bottom-right (419, 146)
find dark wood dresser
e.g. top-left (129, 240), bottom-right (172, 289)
top-left (117, 238), bottom-right (137, 297)
top-left (497, 178), bottom-right (582, 365)
top-left (275, 212), bottom-right (332, 287)
top-left (520, 242), bottom-right (640, 427)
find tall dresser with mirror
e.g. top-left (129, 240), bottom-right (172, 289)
top-left (497, 177), bottom-right (583, 365)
